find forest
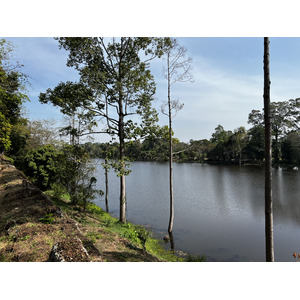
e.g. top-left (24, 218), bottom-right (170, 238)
top-left (1, 37), bottom-right (299, 262)
top-left (83, 98), bottom-right (300, 167)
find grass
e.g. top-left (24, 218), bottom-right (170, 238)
top-left (50, 197), bottom-right (186, 262)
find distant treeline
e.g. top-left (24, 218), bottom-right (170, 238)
top-left (83, 99), bottom-right (300, 167)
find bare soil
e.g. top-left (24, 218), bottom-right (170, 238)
top-left (0, 155), bottom-right (161, 262)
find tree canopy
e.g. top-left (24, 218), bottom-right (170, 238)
top-left (39, 37), bottom-right (170, 223)
top-left (0, 39), bottom-right (29, 153)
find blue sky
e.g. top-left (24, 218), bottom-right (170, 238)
top-left (4, 37), bottom-right (300, 143)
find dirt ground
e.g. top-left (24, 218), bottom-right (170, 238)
top-left (0, 155), bottom-right (162, 262)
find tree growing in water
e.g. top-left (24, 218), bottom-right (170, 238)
top-left (263, 37), bottom-right (274, 262)
top-left (40, 37), bottom-right (168, 223)
top-left (161, 38), bottom-right (193, 239)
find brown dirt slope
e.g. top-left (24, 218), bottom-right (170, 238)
top-left (0, 155), bottom-right (161, 262)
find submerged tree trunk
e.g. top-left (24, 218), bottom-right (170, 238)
top-left (119, 171), bottom-right (126, 223)
top-left (263, 37), bottom-right (274, 262)
top-left (169, 231), bottom-right (175, 251)
top-left (167, 52), bottom-right (174, 235)
top-left (105, 156), bottom-right (109, 213)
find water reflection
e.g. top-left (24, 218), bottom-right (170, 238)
top-left (94, 160), bottom-right (300, 261)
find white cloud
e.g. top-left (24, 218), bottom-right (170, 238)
top-left (153, 55), bottom-right (264, 141)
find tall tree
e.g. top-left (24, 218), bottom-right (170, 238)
top-left (161, 39), bottom-right (192, 236)
top-left (40, 37), bottom-right (167, 223)
top-left (263, 37), bottom-right (274, 262)
top-left (248, 99), bottom-right (300, 164)
top-left (0, 39), bottom-right (28, 153)
top-left (233, 126), bottom-right (247, 166)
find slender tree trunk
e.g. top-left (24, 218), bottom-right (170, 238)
top-left (105, 155), bottom-right (109, 213)
top-left (71, 113), bottom-right (75, 145)
top-left (263, 37), bottom-right (274, 262)
top-left (118, 42), bottom-right (126, 224)
top-left (120, 171), bottom-right (126, 223)
top-left (119, 111), bottom-right (126, 223)
top-left (169, 231), bottom-right (175, 251)
top-left (167, 52), bottom-right (174, 235)
top-left (274, 131), bottom-right (279, 165)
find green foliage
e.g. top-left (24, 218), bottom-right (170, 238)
top-left (111, 158), bottom-right (132, 177)
top-left (54, 144), bottom-right (103, 210)
top-left (40, 37), bottom-right (168, 145)
top-left (0, 112), bottom-right (12, 152)
top-left (50, 183), bottom-right (70, 202)
top-left (247, 99), bottom-right (300, 164)
top-left (186, 254), bottom-right (206, 262)
top-left (8, 118), bottom-right (30, 157)
top-left (85, 231), bottom-right (102, 243)
top-left (39, 213), bottom-right (55, 224)
top-left (281, 132), bottom-right (300, 166)
top-left (20, 144), bottom-right (62, 189)
top-left (0, 39), bottom-right (29, 153)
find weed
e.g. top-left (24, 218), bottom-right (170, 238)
top-left (186, 254), bottom-right (206, 262)
top-left (0, 254), bottom-right (7, 262)
top-left (45, 240), bottom-right (53, 246)
top-left (0, 236), bottom-right (9, 242)
top-left (104, 218), bottom-right (116, 227)
top-left (20, 235), bottom-right (30, 241)
top-left (39, 213), bottom-right (55, 224)
top-left (86, 232), bottom-right (102, 243)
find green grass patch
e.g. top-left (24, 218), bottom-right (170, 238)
top-left (47, 192), bottom-right (193, 262)
top-left (85, 232), bottom-right (102, 243)
top-left (185, 254), bottom-right (206, 262)
top-left (39, 213), bottom-right (55, 224)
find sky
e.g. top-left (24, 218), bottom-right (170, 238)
top-left (4, 37), bottom-right (300, 143)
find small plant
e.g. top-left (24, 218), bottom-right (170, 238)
top-left (104, 218), bottom-right (115, 227)
top-left (51, 183), bottom-right (69, 201)
top-left (20, 235), bottom-right (30, 241)
top-left (39, 213), bottom-right (55, 224)
top-left (135, 225), bottom-right (150, 250)
top-left (0, 254), bottom-right (7, 262)
top-left (186, 254), bottom-right (206, 262)
top-left (86, 232), bottom-right (102, 243)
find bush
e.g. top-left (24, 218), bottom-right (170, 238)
top-left (20, 145), bottom-right (63, 190)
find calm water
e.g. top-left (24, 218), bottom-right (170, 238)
top-left (93, 160), bottom-right (300, 262)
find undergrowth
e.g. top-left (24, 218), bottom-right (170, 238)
top-left (49, 191), bottom-right (202, 262)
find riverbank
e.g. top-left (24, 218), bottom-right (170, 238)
top-left (0, 154), bottom-right (185, 262)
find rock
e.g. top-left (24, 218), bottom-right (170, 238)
top-left (48, 238), bottom-right (90, 262)
top-left (48, 243), bottom-right (66, 262)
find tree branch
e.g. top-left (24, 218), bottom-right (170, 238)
top-left (172, 144), bottom-right (195, 155)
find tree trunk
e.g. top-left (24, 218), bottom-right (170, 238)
top-left (105, 156), bottom-right (109, 213)
top-left (263, 37), bottom-right (274, 262)
top-left (118, 43), bottom-right (126, 224)
top-left (119, 170), bottom-right (126, 223)
top-left (274, 131), bottom-right (279, 165)
top-left (118, 111), bottom-right (126, 223)
top-left (167, 52), bottom-right (174, 235)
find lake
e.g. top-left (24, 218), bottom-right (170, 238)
top-left (93, 159), bottom-right (300, 262)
